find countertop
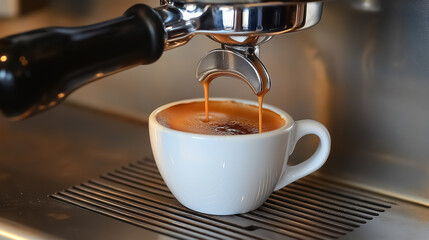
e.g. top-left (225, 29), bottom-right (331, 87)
top-left (0, 103), bottom-right (163, 239)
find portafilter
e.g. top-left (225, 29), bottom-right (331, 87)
top-left (0, 0), bottom-right (323, 119)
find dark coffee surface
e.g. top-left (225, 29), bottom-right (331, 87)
top-left (156, 101), bottom-right (285, 135)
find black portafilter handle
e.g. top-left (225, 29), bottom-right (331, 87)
top-left (0, 4), bottom-right (165, 120)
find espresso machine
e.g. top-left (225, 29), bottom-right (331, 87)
top-left (0, 0), bottom-right (428, 239)
top-left (0, 0), bottom-right (322, 119)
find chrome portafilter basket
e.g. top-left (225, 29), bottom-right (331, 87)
top-left (159, 0), bottom-right (323, 50)
top-left (0, 0), bottom-right (323, 119)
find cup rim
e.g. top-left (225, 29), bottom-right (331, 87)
top-left (149, 98), bottom-right (295, 139)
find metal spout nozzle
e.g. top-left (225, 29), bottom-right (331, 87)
top-left (196, 45), bottom-right (270, 96)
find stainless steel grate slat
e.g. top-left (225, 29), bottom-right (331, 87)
top-left (287, 183), bottom-right (386, 212)
top-left (87, 179), bottom-right (261, 230)
top-left (75, 184), bottom-right (261, 240)
top-left (107, 172), bottom-right (171, 192)
top-left (300, 177), bottom-right (395, 206)
top-left (264, 198), bottom-right (361, 228)
top-left (66, 187), bottom-right (242, 240)
top-left (128, 163), bottom-right (165, 179)
top-left (253, 207), bottom-right (347, 236)
top-left (279, 187), bottom-right (381, 216)
top-left (273, 191), bottom-right (375, 220)
top-left (268, 194), bottom-right (369, 223)
top-left (258, 205), bottom-right (354, 232)
top-left (112, 169), bottom-right (169, 190)
top-left (100, 174), bottom-right (174, 198)
top-left (137, 159), bottom-right (158, 167)
top-left (55, 192), bottom-right (209, 240)
top-left (51, 158), bottom-right (393, 239)
top-left (121, 166), bottom-right (166, 184)
top-left (241, 212), bottom-right (339, 240)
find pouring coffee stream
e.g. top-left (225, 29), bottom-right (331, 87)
top-left (197, 45), bottom-right (271, 132)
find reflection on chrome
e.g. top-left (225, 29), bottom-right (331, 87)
top-left (221, 7), bottom-right (235, 30)
top-left (156, 1), bottom-right (323, 49)
top-left (0, 229), bottom-right (29, 240)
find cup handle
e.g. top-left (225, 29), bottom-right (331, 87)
top-left (274, 119), bottom-right (331, 191)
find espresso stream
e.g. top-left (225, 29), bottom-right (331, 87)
top-left (203, 75), bottom-right (269, 133)
top-left (157, 75), bottom-right (279, 135)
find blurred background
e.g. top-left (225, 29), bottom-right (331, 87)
top-left (0, 0), bottom-right (428, 205)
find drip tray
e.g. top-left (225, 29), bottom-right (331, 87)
top-left (50, 158), bottom-right (395, 240)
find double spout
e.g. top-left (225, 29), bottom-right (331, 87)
top-left (0, 1), bottom-right (323, 119)
top-left (197, 45), bottom-right (270, 96)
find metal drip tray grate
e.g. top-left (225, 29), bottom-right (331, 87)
top-left (51, 158), bottom-right (394, 240)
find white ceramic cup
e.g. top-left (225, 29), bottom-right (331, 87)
top-left (149, 98), bottom-right (331, 215)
